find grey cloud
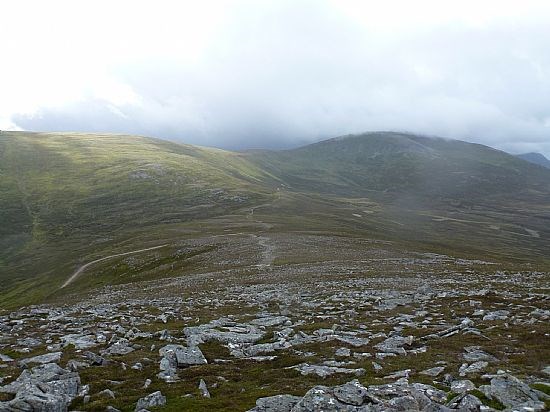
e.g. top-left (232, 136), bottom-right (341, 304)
top-left (12, 1), bottom-right (550, 156)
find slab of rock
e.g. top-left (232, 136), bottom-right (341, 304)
top-left (158, 349), bottom-right (179, 383)
top-left (447, 393), bottom-right (483, 411)
top-left (159, 344), bottom-right (207, 367)
top-left (374, 335), bottom-right (413, 355)
top-left (84, 351), bottom-right (107, 366)
top-left (335, 336), bottom-right (370, 347)
top-left (291, 385), bottom-right (354, 411)
top-left (0, 353), bottom-right (14, 362)
top-left (250, 316), bottom-right (290, 327)
top-left (184, 319), bottom-right (265, 346)
top-left (19, 351), bottom-right (62, 366)
top-left (335, 347), bottom-right (351, 357)
top-left (480, 373), bottom-right (545, 411)
top-left (333, 379), bottom-right (370, 406)
top-left (135, 390), bottom-right (166, 411)
top-left (60, 334), bottom-right (97, 349)
top-left (459, 361), bottom-right (488, 376)
top-left (199, 379), bottom-right (211, 398)
top-left (420, 366), bottom-right (445, 377)
top-left (290, 363), bottom-right (365, 378)
top-left (0, 362), bottom-right (81, 411)
top-left (451, 379), bottom-right (476, 393)
top-left (463, 346), bottom-right (497, 362)
top-left (103, 340), bottom-right (135, 356)
top-left (247, 394), bottom-right (302, 411)
top-left (483, 310), bottom-right (509, 321)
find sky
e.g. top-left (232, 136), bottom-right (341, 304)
top-left (1, 0), bottom-right (550, 155)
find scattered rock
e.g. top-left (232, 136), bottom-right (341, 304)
top-left (247, 394), bottom-right (302, 411)
top-left (135, 390), bottom-right (166, 411)
top-left (451, 379), bottom-right (476, 393)
top-left (420, 366), bottom-right (445, 377)
top-left (199, 379), bottom-right (211, 398)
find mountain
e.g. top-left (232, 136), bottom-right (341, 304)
top-left (516, 152), bottom-right (550, 169)
top-left (1, 130), bottom-right (549, 307)
top-left (248, 132), bottom-right (550, 202)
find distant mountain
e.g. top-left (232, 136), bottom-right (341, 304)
top-left (248, 132), bottom-right (550, 204)
top-left (516, 152), bottom-right (550, 169)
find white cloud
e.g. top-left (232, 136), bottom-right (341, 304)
top-left (1, 0), bottom-right (550, 155)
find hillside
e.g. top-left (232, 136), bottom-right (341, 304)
top-left (248, 132), bottom-right (550, 203)
top-left (1, 131), bottom-right (550, 308)
top-left (517, 152), bottom-right (550, 169)
top-left (0, 131), bottom-right (273, 305)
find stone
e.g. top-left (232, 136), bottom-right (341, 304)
top-left (247, 394), bottom-right (302, 411)
top-left (420, 366), bottom-right (445, 377)
top-left (184, 319), bottom-right (265, 346)
top-left (199, 379), bottom-right (211, 398)
top-left (159, 344), bottom-right (207, 367)
top-left (84, 351), bottom-right (107, 366)
top-left (463, 346), bottom-right (497, 362)
top-left (374, 335), bottom-right (413, 355)
top-left (335, 347), bottom-right (351, 357)
top-left (135, 390), bottom-right (166, 411)
top-left (480, 374), bottom-right (545, 411)
top-left (99, 388), bottom-right (116, 399)
top-left (158, 349), bottom-right (179, 382)
top-left (450, 379), bottom-right (476, 393)
top-left (250, 316), bottom-right (290, 327)
top-left (60, 334), bottom-right (97, 349)
top-left (482, 310), bottom-right (509, 321)
top-left (0, 353), bottom-right (14, 362)
top-left (333, 379), bottom-right (369, 406)
top-left (290, 363), bottom-right (365, 378)
top-left (291, 386), bottom-right (350, 412)
top-left (0, 362), bottom-right (81, 411)
top-left (446, 393), bottom-right (483, 411)
top-left (383, 369), bottom-right (411, 380)
top-left (19, 351), bottom-right (62, 366)
top-left (103, 340), bottom-right (135, 356)
top-left (459, 361), bottom-right (488, 376)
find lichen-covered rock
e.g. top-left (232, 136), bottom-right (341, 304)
top-left (0, 363), bottom-right (81, 412)
top-left (135, 390), bottom-right (166, 411)
top-left (247, 394), bottom-right (302, 412)
top-left (159, 344), bottom-right (207, 367)
top-left (480, 374), bottom-right (545, 411)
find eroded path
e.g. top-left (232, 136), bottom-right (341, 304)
top-left (61, 244), bottom-right (169, 288)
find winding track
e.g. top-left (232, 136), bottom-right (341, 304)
top-left (60, 244), bottom-right (169, 288)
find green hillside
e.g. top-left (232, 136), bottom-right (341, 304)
top-left (0, 132), bottom-right (272, 305)
top-left (1, 131), bottom-right (549, 308)
top-left (248, 132), bottom-right (550, 203)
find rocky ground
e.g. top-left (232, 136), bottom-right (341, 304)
top-left (0, 233), bottom-right (549, 411)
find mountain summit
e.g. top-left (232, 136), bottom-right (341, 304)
top-left (516, 152), bottom-right (550, 169)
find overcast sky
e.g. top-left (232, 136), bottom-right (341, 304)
top-left (1, 0), bottom-right (550, 155)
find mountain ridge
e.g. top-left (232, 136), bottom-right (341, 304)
top-left (516, 151), bottom-right (550, 169)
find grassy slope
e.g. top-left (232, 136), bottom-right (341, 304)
top-left (1, 131), bottom-right (549, 308)
top-left (0, 132), bottom-right (272, 306)
top-left (245, 132), bottom-right (550, 261)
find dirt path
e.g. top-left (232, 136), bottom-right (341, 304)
top-left (61, 244), bottom-right (169, 288)
top-left (256, 235), bottom-right (275, 266)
